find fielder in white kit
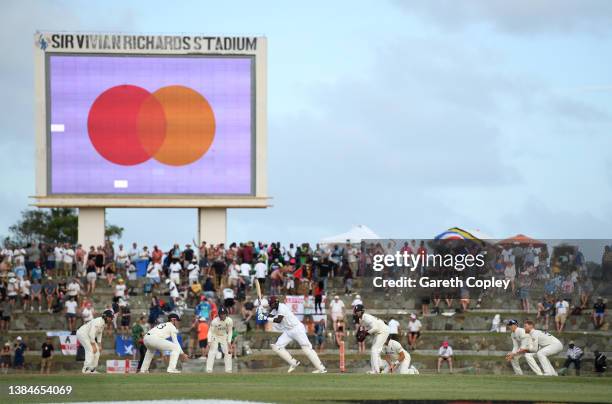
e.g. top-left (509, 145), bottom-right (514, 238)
top-left (381, 336), bottom-right (419, 374)
top-left (206, 306), bottom-right (233, 373)
top-left (353, 304), bottom-right (389, 374)
top-left (140, 313), bottom-right (188, 373)
top-left (76, 310), bottom-right (114, 373)
top-left (505, 319), bottom-right (543, 375)
top-left (524, 319), bottom-right (563, 376)
top-left (263, 296), bottom-right (327, 373)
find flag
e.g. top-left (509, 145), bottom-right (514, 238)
top-left (59, 335), bottom-right (79, 355)
top-left (115, 335), bottom-right (134, 356)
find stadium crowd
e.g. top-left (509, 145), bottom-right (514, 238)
top-left (0, 239), bottom-right (609, 374)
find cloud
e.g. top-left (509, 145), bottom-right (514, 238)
top-left (394, 0), bottom-right (612, 36)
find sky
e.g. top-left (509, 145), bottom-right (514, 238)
top-left (1, 0), bottom-right (611, 248)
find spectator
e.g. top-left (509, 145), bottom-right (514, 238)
top-left (555, 297), bottom-right (570, 332)
top-left (536, 296), bottom-right (554, 331)
top-left (119, 300), bottom-right (131, 334)
top-left (195, 296), bottom-right (212, 322)
top-left (562, 341), bottom-right (583, 376)
top-left (31, 279), bottom-right (43, 312)
top-left (19, 276), bottom-right (31, 312)
top-left (40, 336), bottom-right (54, 374)
top-left (314, 281), bottom-right (324, 314)
top-left (81, 300), bottom-right (94, 324)
top-left (254, 258), bottom-right (267, 289)
top-left (188, 259), bottom-right (200, 286)
top-left (578, 275), bottom-right (593, 309)
top-left (407, 313), bottom-right (422, 350)
top-left (13, 336), bottom-right (26, 371)
top-left (115, 244), bottom-right (129, 276)
top-left (239, 260), bottom-right (252, 289)
top-left (63, 244), bottom-right (75, 278)
top-left (146, 261), bottom-right (162, 292)
top-left (66, 277), bottom-right (81, 304)
top-left (356, 324), bottom-right (366, 353)
top-left (335, 318), bottom-right (346, 347)
top-left (169, 259), bottom-right (182, 285)
top-left (459, 287), bottom-right (470, 312)
top-left (388, 317), bottom-right (400, 341)
top-left (114, 278), bottom-right (127, 302)
top-left (197, 317), bottom-right (209, 359)
top-left (592, 297), bottom-right (607, 329)
top-left (0, 298), bottom-right (11, 331)
top-left (132, 316), bottom-right (148, 370)
top-left (64, 296), bottom-right (78, 332)
top-left (314, 319), bottom-right (326, 353)
top-left (85, 257), bottom-right (97, 295)
top-left (594, 350), bottom-right (607, 376)
top-left (329, 295), bottom-right (345, 330)
top-left (343, 264), bottom-right (353, 295)
top-left (148, 296), bottom-right (162, 326)
top-left (223, 287), bottom-right (235, 314)
top-left (0, 342), bottom-right (11, 374)
top-left (437, 341), bottom-right (453, 373)
top-left (7, 276), bottom-right (18, 307)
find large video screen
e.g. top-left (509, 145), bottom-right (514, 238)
top-left (47, 54), bottom-right (254, 195)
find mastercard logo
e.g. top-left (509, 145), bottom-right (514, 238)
top-left (87, 84), bottom-right (215, 166)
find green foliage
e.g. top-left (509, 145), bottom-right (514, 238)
top-left (6, 208), bottom-right (122, 246)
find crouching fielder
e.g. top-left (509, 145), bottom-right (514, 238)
top-left (524, 319), bottom-right (563, 376)
top-left (76, 309), bottom-right (114, 373)
top-left (264, 296), bottom-right (327, 373)
top-left (505, 319), bottom-right (543, 375)
top-left (206, 306), bottom-right (233, 373)
top-left (381, 336), bottom-right (419, 374)
top-left (353, 304), bottom-right (389, 374)
top-left (140, 313), bottom-right (189, 373)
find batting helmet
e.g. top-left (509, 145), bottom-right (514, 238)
top-left (268, 295), bottom-right (279, 310)
top-left (353, 304), bottom-right (365, 314)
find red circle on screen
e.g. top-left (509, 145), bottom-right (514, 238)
top-left (87, 85), bottom-right (166, 166)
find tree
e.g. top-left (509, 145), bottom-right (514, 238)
top-left (6, 208), bottom-right (123, 246)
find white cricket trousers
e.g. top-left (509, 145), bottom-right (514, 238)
top-left (206, 337), bottom-right (232, 373)
top-left (370, 329), bottom-right (390, 373)
top-left (76, 331), bottom-right (100, 372)
top-left (141, 335), bottom-right (181, 372)
top-left (511, 350), bottom-right (543, 375)
top-left (532, 341), bottom-right (563, 376)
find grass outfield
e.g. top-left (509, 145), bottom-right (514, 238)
top-left (1, 373), bottom-right (611, 403)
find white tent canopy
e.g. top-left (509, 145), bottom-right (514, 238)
top-left (319, 225), bottom-right (381, 245)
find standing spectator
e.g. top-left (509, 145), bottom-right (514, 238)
top-left (66, 277), bottom-right (81, 304)
top-left (81, 301), bottom-right (94, 324)
top-left (43, 277), bottom-right (57, 313)
top-left (169, 259), bottom-right (182, 285)
top-left (0, 342), bottom-right (11, 374)
top-left (437, 341), bottom-right (453, 373)
top-left (197, 317), bottom-right (209, 359)
top-left (563, 341), bottom-right (583, 376)
top-left (115, 244), bottom-right (129, 277)
top-left (114, 279), bottom-right (127, 302)
top-left (40, 337), bottom-right (54, 374)
top-left (195, 296), bottom-right (212, 322)
top-left (65, 296), bottom-right (78, 332)
top-left (75, 244), bottom-right (86, 278)
top-left (239, 260), bottom-right (252, 289)
top-left (128, 243), bottom-right (140, 265)
top-left (387, 317), bottom-right (400, 341)
top-left (20, 276), bottom-right (31, 312)
top-left (85, 257), bottom-right (97, 295)
top-left (223, 288), bottom-right (235, 314)
top-left (592, 297), bottom-right (607, 329)
top-left (314, 319), bottom-right (326, 353)
top-left (119, 300), bottom-right (131, 334)
top-left (148, 297), bottom-right (162, 327)
top-left (187, 317), bottom-right (199, 358)
top-left (63, 244), bottom-right (75, 278)
top-left (343, 264), bottom-right (353, 295)
top-left (13, 336), bottom-right (26, 371)
top-left (329, 295), bottom-right (345, 330)
top-left (254, 259), bottom-right (267, 289)
top-left (132, 316), bottom-right (148, 370)
top-left (0, 298), bottom-right (11, 331)
top-left (188, 259), bottom-right (201, 286)
top-left (314, 281), bottom-right (324, 314)
top-left (555, 297), bottom-right (570, 332)
top-left (407, 313), bottom-right (422, 350)
top-left (53, 244), bottom-right (64, 275)
top-left (594, 350), bottom-right (607, 376)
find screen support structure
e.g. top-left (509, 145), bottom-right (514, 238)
top-left (198, 208), bottom-right (227, 246)
top-left (78, 208), bottom-right (105, 248)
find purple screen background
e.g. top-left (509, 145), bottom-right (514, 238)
top-left (48, 55), bottom-right (253, 195)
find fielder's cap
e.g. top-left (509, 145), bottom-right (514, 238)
top-left (16, 336), bottom-right (22, 341)
top-left (168, 313), bottom-right (180, 321)
top-left (506, 319), bottom-right (519, 326)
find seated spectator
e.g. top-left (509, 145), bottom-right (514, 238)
top-left (437, 341), bottom-right (453, 373)
top-left (578, 275), bottom-right (593, 309)
top-left (407, 313), bottom-right (422, 350)
top-left (562, 341), bottom-right (583, 376)
top-left (536, 296), bottom-right (554, 331)
top-left (459, 287), bottom-right (470, 312)
top-left (592, 297), bottom-right (607, 329)
top-left (555, 297), bottom-right (570, 332)
top-left (223, 287), bottom-right (235, 314)
top-left (203, 277), bottom-right (216, 300)
top-left (241, 299), bottom-right (255, 331)
top-left (31, 279), bottom-right (43, 312)
top-left (387, 317), bottom-right (400, 341)
top-left (594, 350), bottom-right (607, 376)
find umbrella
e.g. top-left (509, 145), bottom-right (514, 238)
top-left (496, 234), bottom-right (546, 247)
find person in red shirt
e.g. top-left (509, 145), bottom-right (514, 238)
top-left (151, 246), bottom-right (163, 265)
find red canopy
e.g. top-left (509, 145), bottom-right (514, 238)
top-left (496, 234), bottom-right (546, 247)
